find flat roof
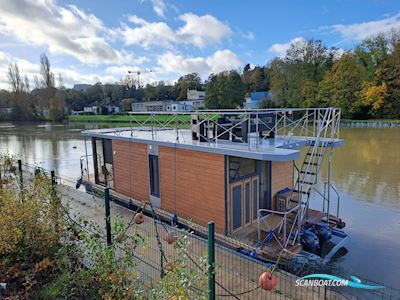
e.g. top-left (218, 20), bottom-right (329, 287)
top-left (82, 127), bottom-right (343, 162)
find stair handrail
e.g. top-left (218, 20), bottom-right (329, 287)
top-left (286, 108), bottom-right (334, 244)
top-left (257, 205), bottom-right (300, 250)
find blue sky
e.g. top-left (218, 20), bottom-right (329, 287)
top-left (0, 0), bottom-right (399, 89)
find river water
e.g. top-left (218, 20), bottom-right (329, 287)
top-left (1, 122), bottom-right (399, 289)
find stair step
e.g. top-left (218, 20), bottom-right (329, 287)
top-left (300, 171), bottom-right (317, 175)
top-left (297, 180), bottom-right (315, 185)
top-left (292, 189), bottom-right (310, 195)
top-left (304, 161), bottom-right (319, 166)
top-left (306, 153), bottom-right (324, 157)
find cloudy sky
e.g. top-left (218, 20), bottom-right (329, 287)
top-left (0, 0), bottom-right (400, 89)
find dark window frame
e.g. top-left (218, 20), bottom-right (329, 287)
top-left (149, 155), bottom-right (160, 197)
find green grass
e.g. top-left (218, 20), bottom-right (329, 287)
top-left (68, 114), bottom-right (191, 123)
top-left (341, 119), bottom-right (400, 123)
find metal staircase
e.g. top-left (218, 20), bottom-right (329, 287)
top-left (280, 108), bottom-right (337, 247)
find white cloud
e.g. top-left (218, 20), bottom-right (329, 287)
top-left (177, 13), bottom-right (232, 48)
top-left (268, 37), bottom-right (306, 57)
top-left (0, 51), bottom-right (119, 89)
top-left (240, 31), bottom-right (255, 40)
top-left (157, 49), bottom-right (241, 75)
top-left (0, 0), bottom-right (145, 65)
top-left (330, 12), bottom-right (400, 41)
top-left (120, 13), bottom-right (232, 49)
top-left (142, 0), bottom-right (166, 17)
top-left (121, 15), bottom-right (178, 48)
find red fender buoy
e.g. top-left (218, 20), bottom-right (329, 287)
top-left (134, 213), bottom-right (145, 224)
top-left (165, 233), bottom-right (177, 244)
top-left (259, 272), bottom-right (277, 291)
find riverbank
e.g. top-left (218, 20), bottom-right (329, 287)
top-left (68, 114), bottom-right (400, 127)
top-left (341, 119), bottom-right (400, 127)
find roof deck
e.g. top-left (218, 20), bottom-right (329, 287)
top-left (82, 108), bottom-right (343, 162)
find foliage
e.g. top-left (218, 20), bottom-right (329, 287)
top-left (0, 155), bottom-right (208, 299)
top-left (3, 32), bottom-right (400, 121)
top-left (205, 70), bottom-right (245, 108)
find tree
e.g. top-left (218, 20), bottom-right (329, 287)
top-left (242, 66), bottom-right (268, 95)
top-left (40, 52), bottom-right (55, 88)
top-left (372, 38), bottom-right (400, 118)
top-left (37, 52), bottom-right (64, 121)
top-left (8, 63), bottom-right (24, 93)
top-left (7, 62), bottom-right (34, 120)
top-left (174, 73), bottom-right (202, 100)
top-left (205, 71), bottom-right (245, 109)
top-left (317, 53), bottom-right (366, 118)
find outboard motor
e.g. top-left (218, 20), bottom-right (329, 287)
top-left (300, 230), bottom-right (320, 254)
top-left (313, 224), bottom-right (332, 241)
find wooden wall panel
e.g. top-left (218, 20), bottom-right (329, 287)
top-left (271, 161), bottom-right (294, 205)
top-left (112, 140), bottom-right (150, 202)
top-left (159, 147), bottom-right (226, 233)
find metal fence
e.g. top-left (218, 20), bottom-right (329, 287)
top-left (2, 159), bottom-right (400, 300)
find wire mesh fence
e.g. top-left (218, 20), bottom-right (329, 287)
top-left (1, 158), bottom-right (400, 300)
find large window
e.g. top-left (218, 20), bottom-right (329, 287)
top-left (229, 157), bottom-right (257, 182)
top-left (149, 155), bottom-right (160, 197)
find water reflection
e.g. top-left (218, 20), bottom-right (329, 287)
top-left (333, 128), bottom-right (400, 209)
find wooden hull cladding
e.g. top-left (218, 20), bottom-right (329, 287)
top-left (112, 140), bottom-right (226, 233)
top-left (159, 147), bottom-right (225, 233)
top-left (271, 161), bottom-right (294, 210)
top-left (112, 140), bottom-right (150, 202)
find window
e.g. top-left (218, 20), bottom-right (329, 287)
top-left (229, 157), bottom-right (257, 181)
top-left (149, 155), bottom-right (160, 197)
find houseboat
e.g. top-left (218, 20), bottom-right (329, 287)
top-left (80, 108), bottom-right (348, 265)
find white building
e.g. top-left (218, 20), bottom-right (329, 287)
top-left (165, 101), bottom-right (193, 112)
top-left (187, 89), bottom-right (205, 109)
top-left (131, 101), bottom-right (167, 112)
top-left (187, 89), bottom-right (205, 100)
top-left (83, 106), bottom-right (100, 114)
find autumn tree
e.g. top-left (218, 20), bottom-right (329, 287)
top-left (317, 53), bottom-right (366, 118)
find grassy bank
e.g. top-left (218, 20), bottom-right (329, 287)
top-left (341, 119), bottom-right (400, 123)
top-left (68, 114), bottom-right (191, 123)
top-left (69, 114), bottom-right (400, 124)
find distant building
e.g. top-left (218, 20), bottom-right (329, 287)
top-left (132, 101), bottom-right (169, 112)
top-left (165, 101), bottom-right (193, 112)
top-left (244, 91), bottom-right (269, 109)
top-left (83, 106), bottom-right (100, 114)
top-left (73, 84), bottom-right (92, 92)
top-left (106, 105), bottom-right (120, 114)
top-left (187, 89), bottom-right (205, 109)
top-left (187, 89), bottom-right (205, 100)
top-left (0, 107), bottom-right (13, 115)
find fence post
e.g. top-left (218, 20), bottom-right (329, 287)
top-left (104, 188), bottom-right (112, 245)
top-left (18, 159), bottom-right (23, 185)
top-left (50, 170), bottom-right (57, 198)
top-left (208, 222), bottom-right (215, 300)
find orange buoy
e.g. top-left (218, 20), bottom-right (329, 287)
top-left (134, 213), bottom-right (145, 224)
top-left (259, 272), bottom-right (277, 291)
top-left (165, 233), bottom-right (177, 244)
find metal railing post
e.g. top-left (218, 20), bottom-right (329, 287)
top-left (105, 188), bottom-right (112, 245)
top-left (208, 222), bottom-right (215, 300)
top-left (256, 112), bottom-right (259, 150)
